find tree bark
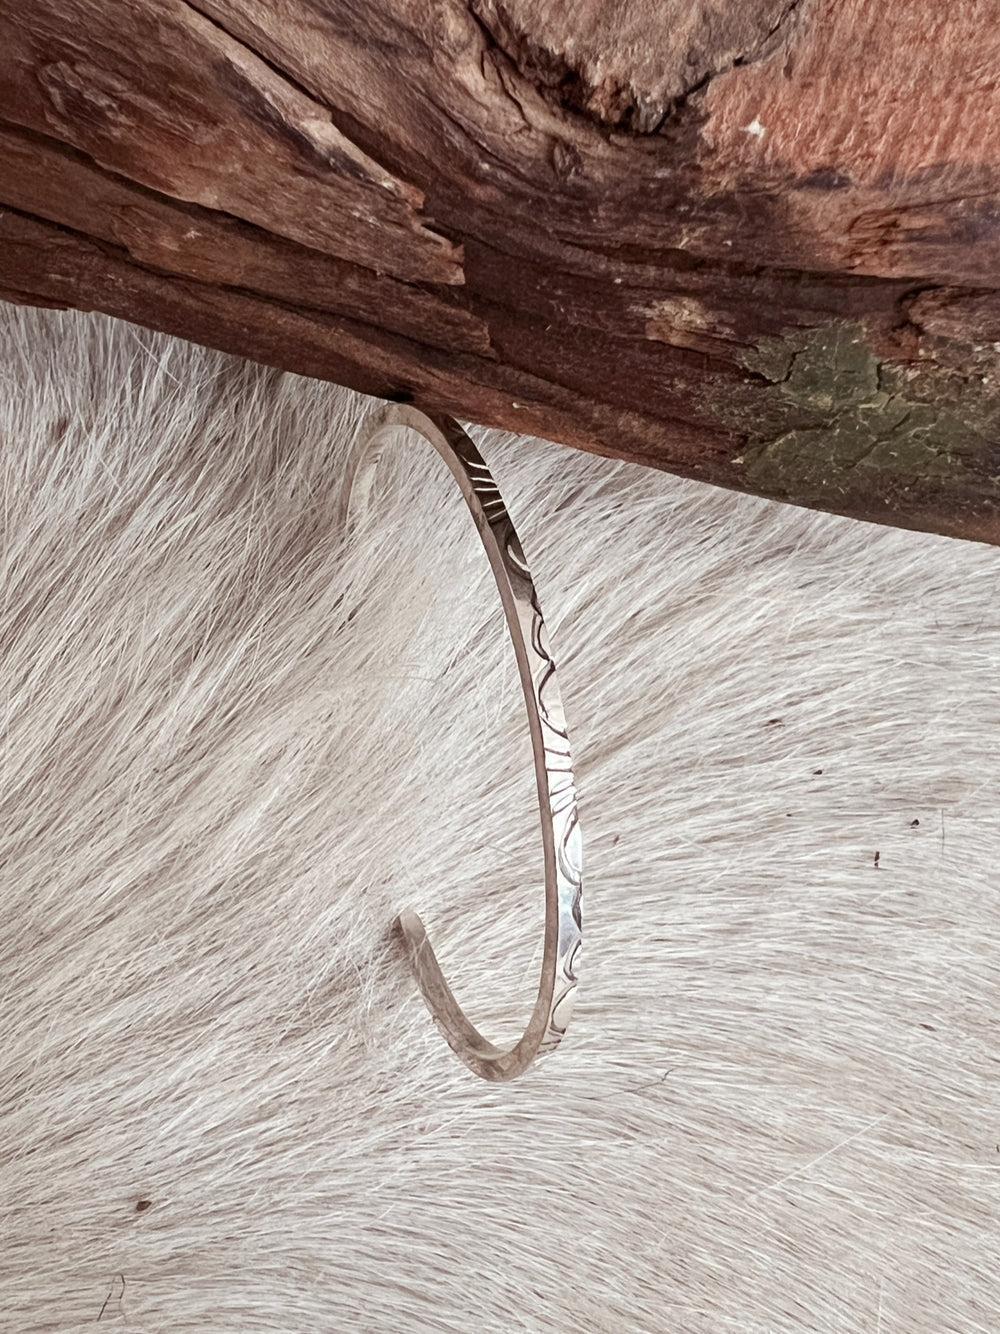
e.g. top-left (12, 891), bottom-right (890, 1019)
top-left (3, 0), bottom-right (1000, 543)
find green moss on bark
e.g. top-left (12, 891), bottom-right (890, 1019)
top-left (731, 322), bottom-right (1000, 509)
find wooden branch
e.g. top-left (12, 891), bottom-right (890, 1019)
top-left (3, 0), bottom-right (1000, 542)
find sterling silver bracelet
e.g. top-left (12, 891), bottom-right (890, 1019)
top-left (342, 406), bottom-right (583, 1081)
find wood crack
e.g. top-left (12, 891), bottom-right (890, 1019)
top-left (468, 0), bottom-right (806, 134)
top-left (176, 0), bottom-right (420, 198)
top-left (0, 0), bottom-right (463, 284)
top-left (649, 0), bottom-right (806, 133)
top-left (173, 0), bottom-right (468, 282)
top-left (0, 120), bottom-right (489, 354)
top-left (0, 203), bottom-right (657, 430)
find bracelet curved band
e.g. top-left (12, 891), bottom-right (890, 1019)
top-left (341, 405), bottom-right (583, 1081)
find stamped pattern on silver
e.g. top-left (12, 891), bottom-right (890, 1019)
top-left (342, 406), bottom-right (583, 1081)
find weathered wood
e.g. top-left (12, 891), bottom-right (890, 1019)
top-left (3, 0), bottom-right (1000, 542)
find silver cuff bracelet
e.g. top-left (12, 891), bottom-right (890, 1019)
top-left (342, 406), bottom-right (583, 1081)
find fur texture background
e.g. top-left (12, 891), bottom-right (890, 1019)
top-left (1, 306), bottom-right (998, 1333)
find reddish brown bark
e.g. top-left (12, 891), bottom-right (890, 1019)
top-left (3, 1), bottom-right (1000, 542)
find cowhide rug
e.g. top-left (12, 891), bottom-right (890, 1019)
top-left (1, 307), bottom-right (997, 1332)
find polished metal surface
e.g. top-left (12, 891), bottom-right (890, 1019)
top-left (342, 406), bottom-right (583, 1081)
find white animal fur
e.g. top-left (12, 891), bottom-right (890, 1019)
top-left (0, 307), bottom-right (998, 1333)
